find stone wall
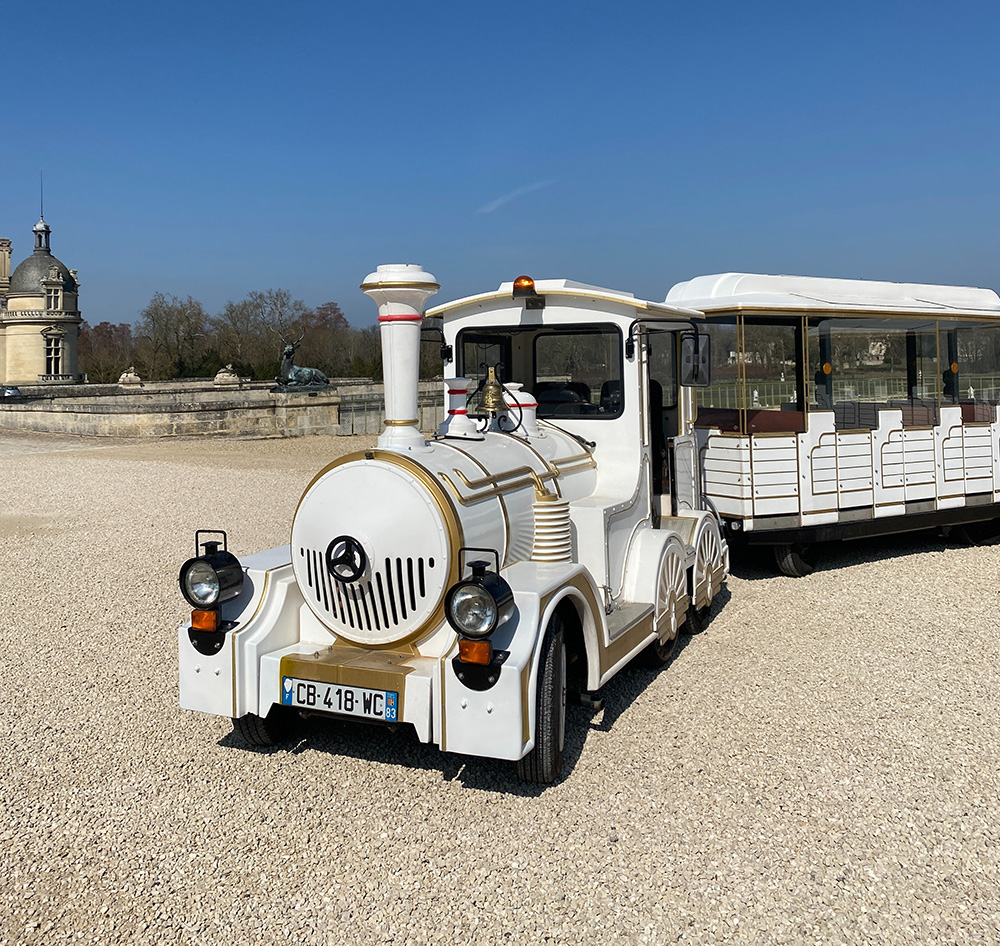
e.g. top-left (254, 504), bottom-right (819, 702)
top-left (0, 379), bottom-right (446, 439)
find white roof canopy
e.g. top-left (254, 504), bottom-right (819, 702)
top-left (666, 273), bottom-right (1000, 318)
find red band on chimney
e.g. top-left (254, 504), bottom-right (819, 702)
top-left (449, 409), bottom-right (468, 415)
top-left (377, 314), bottom-right (424, 323)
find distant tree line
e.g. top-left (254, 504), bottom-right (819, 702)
top-left (77, 289), bottom-right (444, 383)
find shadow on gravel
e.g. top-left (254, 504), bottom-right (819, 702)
top-left (728, 529), bottom-right (965, 581)
top-left (214, 611), bottom-right (723, 796)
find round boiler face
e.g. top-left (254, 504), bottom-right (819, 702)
top-left (291, 459), bottom-right (453, 646)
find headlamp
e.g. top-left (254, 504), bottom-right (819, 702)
top-left (445, 558), bottom-right (514, 639)
top-left (179, 531), bottom-right (244, 609)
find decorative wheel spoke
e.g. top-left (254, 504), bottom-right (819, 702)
top-left (694, 520), bottom-right (724, 610)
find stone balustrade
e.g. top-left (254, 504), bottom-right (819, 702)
top-left (1, 308), bottom-right (81, 321)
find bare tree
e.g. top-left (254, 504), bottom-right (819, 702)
top-left (135, 293), bottom-right (209, 379)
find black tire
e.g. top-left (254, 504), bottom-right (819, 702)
top-left (516, 617), bottom-right (566, 784)
top-left (232, 705), bottom-right (292, 748)
top-left (639, 628), bottom-right (678, 667)
top-left (682, 603), bottom-right (709, 635)
top-left (952, 520), bottom-right (1000, 546)
top-left (774, 543), bottom-right (815, 578)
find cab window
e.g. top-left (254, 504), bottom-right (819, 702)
top-left (534, 327), bottom-right (623, 418)
top-left (457, 325), bottom-right (624, 419)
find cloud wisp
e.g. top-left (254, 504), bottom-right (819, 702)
top-left (478, 179), bottom-right (556, 214)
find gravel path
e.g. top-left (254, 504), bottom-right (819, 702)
top-left (1, 433), bottom-right (998, 945)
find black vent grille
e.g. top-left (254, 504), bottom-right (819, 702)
top-left (300, 548), bottom-right (436, 633)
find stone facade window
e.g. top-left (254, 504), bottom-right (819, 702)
top-left (46, 288), bottom-right (60, 310)
top-left (45, 335), bottom-right (62, 376)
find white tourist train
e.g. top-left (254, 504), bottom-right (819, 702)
top-left (177, 264), bottom-right (1000, 780)
top-left (177, 263), bottom-right (729, 782)
top-left (670, 273), bottom-right (1000, 575)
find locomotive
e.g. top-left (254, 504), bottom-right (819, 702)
top-left (177, 263), bottom-right (729, 782)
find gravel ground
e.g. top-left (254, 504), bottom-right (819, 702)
top-left (1, 432), bottom-right (998, 946)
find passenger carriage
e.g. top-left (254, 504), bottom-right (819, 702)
top-left (666, 273), bottom-right (1000, 575)
top-left (177, 265), bottom-right (729, 782)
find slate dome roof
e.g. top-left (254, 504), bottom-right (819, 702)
top-left (9, 252), bottom-right (76, 294)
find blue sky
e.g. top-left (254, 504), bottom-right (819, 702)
top-left (2, 0), bottom-right (998, 326)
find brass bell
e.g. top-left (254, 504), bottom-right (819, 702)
top-left (481, 366), bottom-right (505, 413)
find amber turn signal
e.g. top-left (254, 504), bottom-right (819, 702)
top-left (191, 609), bottom-right (219, 632)
top-left (458, 638), bottom-right (492, 665)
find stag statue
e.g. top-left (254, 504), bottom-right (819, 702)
top-left (274, 333), bottom-right (329, 387)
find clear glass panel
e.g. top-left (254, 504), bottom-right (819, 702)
top-left (952, 323), bottom-right (1000, 404)
top-left (695, 319), bottom-right (740, 428)
top-left (807, 319), bottom-right (939, 427)
top-left (741, 321), bottom-right (800, 411)
top-left (461, 334), bottom-right (510, 390)
top-left (695, 318), bottom-right (803, 431)
top-left (534, 329), bottom-right (623, 418)
top-left (647, 332), bottom-right (677, 409)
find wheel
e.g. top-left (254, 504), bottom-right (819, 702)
top-left (516, 617), bottom-right (566, 784)
top-left (640, 542), bottom-right (686, 667)
top-left (692, 519), bottom-right (726, 611)
top-left (774, 543), bottom-right (815, 577)
top-left (682, 603), bottom-right (710, 635)
top-left (232, 705), bottom-right (293, 748)
top-left (952, 520), bottom-right (1000, 546)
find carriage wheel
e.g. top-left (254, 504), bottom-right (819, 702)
top-left (774, 543), bottom-right (816, 578)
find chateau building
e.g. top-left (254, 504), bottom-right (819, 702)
top-left (0, 217), bottom-right (83, 384)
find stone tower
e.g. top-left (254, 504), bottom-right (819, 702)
top-left (0, 217), bottom-right (82, 385)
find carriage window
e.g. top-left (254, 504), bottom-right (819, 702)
top-left (808, 319), bottom-right (940, 428)
top-left (741, 320), bottom-right (802, 429)
top-left (534, 328), bottom-right (623, 418)
top-left (695, 319), bottom-right (740, 430)
top-left (952, 322), bottom-right (1000, 420)
top-left (694, 317), bottom-right (804, 433)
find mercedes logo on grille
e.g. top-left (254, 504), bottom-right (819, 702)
top-left (325, 535), bottom-right (368, 584)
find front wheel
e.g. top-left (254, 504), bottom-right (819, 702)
top-left (232, 705), bottom-right (293, 748)
top-left (516, 617), bottom-right (566, 784)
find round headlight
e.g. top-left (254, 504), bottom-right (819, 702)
top-left (182, 560), bottom-right (220, 607)
top-left (447, 583), bottom-right (498, 638)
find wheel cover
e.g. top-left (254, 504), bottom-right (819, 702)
top-left (655, 542), bottom-right (687, 642)
top-left (694, 521), bottom-right (725, 610)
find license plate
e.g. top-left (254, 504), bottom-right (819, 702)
top-left (281, 677), bottom-right (398, 721)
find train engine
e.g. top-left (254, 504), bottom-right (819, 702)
top-left (178, 263), bottom-right (729, 782)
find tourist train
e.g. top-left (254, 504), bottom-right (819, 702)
top-left (177, 264), bottom-right (1000, 781)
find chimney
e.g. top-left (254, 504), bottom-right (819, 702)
top-left (361, 263), bottom-right (440, 451)
top-left (0, 238), bottom-right (11, 298)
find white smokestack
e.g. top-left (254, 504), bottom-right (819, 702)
top-left (361, 263), bottom-right (440, 451)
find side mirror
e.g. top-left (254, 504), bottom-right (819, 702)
top-left (680, 333), bottom-right (711, 387)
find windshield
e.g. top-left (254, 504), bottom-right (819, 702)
top-left (458, 325), bottom-right (624, 419)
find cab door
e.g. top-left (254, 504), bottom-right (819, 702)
top-left (647, 333), bottom-right (678, 520)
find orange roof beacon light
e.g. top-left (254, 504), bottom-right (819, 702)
top-left (512, 275), bottom-right (546, 310)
